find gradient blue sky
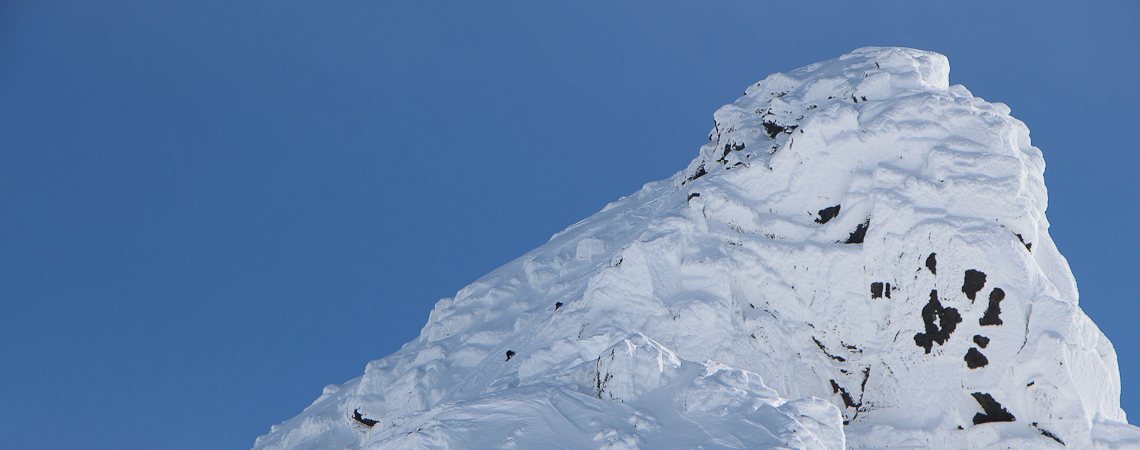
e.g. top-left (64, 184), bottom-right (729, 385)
top-left (2, 2), bottom-right (1138, 449)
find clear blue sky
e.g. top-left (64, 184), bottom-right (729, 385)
top-left (2, 1), bottom-right (1137, 448)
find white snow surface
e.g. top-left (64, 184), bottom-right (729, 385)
top-left (255, 47), bottom-right (1140, 449)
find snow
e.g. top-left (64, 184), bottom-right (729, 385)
top-left (254, 47), bottom-right (1140, 449)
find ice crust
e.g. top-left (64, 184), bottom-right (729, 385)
top-left (254, 47), bottom-right (1140, 449)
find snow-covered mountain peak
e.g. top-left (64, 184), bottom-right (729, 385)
top-left (679, 47), bottom-right (1046, 261)
top-left (685, 47), bottom-right (950, 178)
top-left (745, 46), bottom-right (949, 100)
top-left (255, 48), bottom-right (1139, 449)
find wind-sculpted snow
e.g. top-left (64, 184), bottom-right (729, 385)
top-left (255, 47), bottom-right (1140, 449)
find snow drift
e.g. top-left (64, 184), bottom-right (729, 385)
top-left (254, 47), bottom-right (1140, 449)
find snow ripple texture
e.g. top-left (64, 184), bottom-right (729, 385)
top-left (255, 47), bottom-right (1140, 449)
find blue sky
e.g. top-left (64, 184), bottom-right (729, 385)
top-left (2, 1), bottom-right (1138, 448)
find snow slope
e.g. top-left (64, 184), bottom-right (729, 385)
top-left (254, 47), bottom-right (1140, 449)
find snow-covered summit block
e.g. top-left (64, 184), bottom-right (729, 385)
top-left (255, 48), bottom-right (1140, 449)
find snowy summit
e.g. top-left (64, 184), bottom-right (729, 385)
top-left (255, 47), bottom-right (1140, 449)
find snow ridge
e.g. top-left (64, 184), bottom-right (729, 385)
top-left (254, 47), bottom-right (1140, 449)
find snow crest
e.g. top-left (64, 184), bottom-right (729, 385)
top-left (254, 47), bottom-right (1139, 449)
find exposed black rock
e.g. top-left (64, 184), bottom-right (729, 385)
top-left (720, 142), bottom-right (746, 160)
top-left (914, 290), bottom-right (963, 353)
top-left (352, 409), bottom-right (378, 427)
top-left (594, 358), bottom-right (614, 398)
top-left (813, 336), bottom-right (847, 362)
top-left (980, 288), bottom-right (1005, 326)
top-left (926, 253), bottom-right (937, 275)
top-left (870, 282), bottom-right (892, 299)
top-left (1033, 422), bottom-right (1065, 445)
top-left (687, 192), bottom-right (701, 202)
top-left (554, 301), bottom-right (564, 311)
top-left (962, 269), bottom-right (987, 301)
top-left (830, 379), bottom-right (859, 409)
top-left (845, 219), bottom-right (870, 244)
top-left (683, 164), bottom-right (707, 185)
top-left (815, 205), bottom-right (841, 224)
top-left (973, 335), bottom-right (990, 348)
top-left (505, 350), bottom-right (516, 361)
top-left (762, 121), bottom-right (797, 138)
top-left (1016, 233), bottom-right (1033, 252)
top-left (965, 347), bottom-right (989, 369)
top-left (830, 368), bottom-right (871, 426)
top-left (971, 392), bottom-right (1015, 424)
